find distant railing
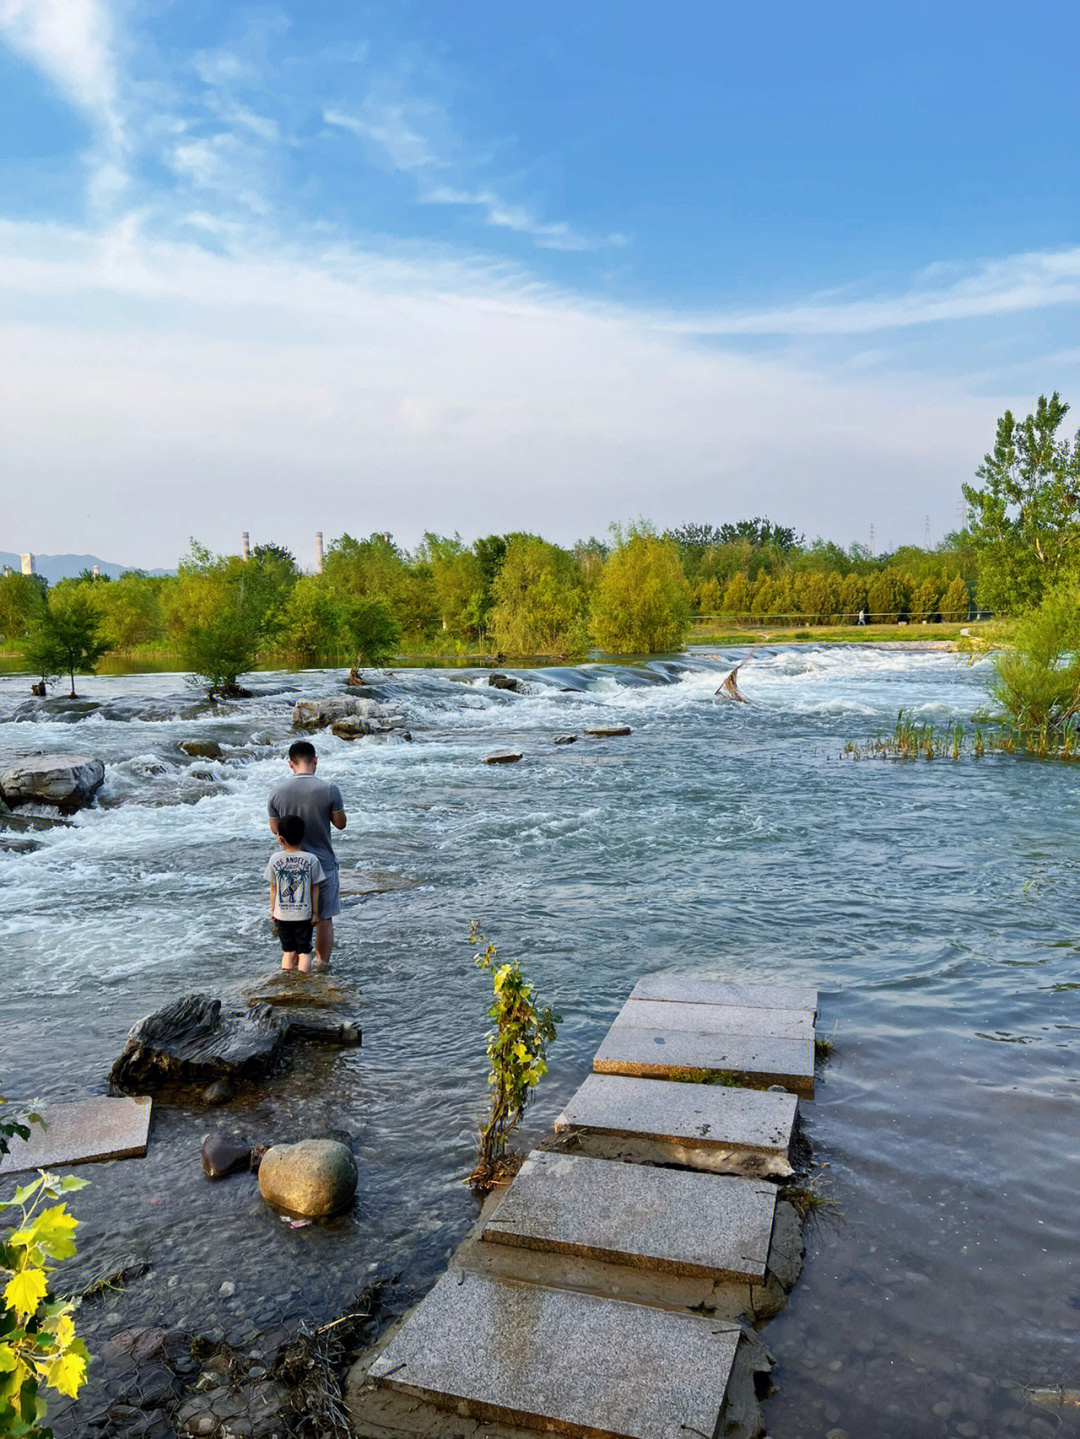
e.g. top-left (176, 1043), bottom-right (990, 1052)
top-left (690, 610), bottom-right (979, 626)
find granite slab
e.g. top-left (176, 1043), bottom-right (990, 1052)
top-left (629, 975), bottom-right (818, 1015)
top-left (482, 1150), bottom-right (776, 1281)
top-left (593, 1027), bottom-right (814, 1096)
top-left (0, 1096), bottom-right (152, 1177)
top-left (368, 1270), bottom-right (741, 1439)
top-left (613, 997), bottom-right (814, 1039)
top-left (554, 1072), bottom-right (797, 1172)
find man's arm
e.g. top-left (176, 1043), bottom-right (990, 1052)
top-left (311, 882), bottom-right (320, 917)
top-left (269, 881), bottom-right (276, 917)
top-left (329, 784), bottom-right (346, 830)
top-left (269, 816), bottom-right (280, 836)
top-left (331, 810), bottom-right (346, 831)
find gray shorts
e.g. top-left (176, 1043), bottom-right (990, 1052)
top-left (316, 866), bottom-right (341, 920)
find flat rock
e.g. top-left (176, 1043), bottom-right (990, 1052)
top-left (368, 1270), bottom-right (742, 1439)
top-left (337, 868), bottom-right (420, 896)
top-left (178, 740), bottom-right (223, 759)
top-left (613, 997), bottom-right (814, 1039)
top-left (482, 1151), bottom-right (775, 1282)
top-left (0, 753), bottom-right (105, 809)
top-left (293, 696), bottom-right (402, 731)
top-left (236, 971), bottom-right (353, 1009)
top-left (0, 1096), bottom-right (151, 1176)
top-left (593, 1027), bottom-right (814, 1097)
top-left (554, 1072), bottom-right (797, 1176)
top-left (583, 725), bottom-right (631, 737)
top-left (629, 974), bottom-right (818, 1015)
top-left (109, 993), bottom-right (289, 1094)
top-left (485, 750), bottom-right (523, 764)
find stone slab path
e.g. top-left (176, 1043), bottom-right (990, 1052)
top-left (367, 1270), bottom-right (742, 1439)
top-left (0, 1095), bottom-right (152, 1176)
top-left (629, 975), bottom-right (818, 1014)
top-left (482, 1150), bottom-right (776, 1281)
top-left (554, 1071), bottom-right (797, 1175)
top-left (613, 996), bottom-right (815, 1039)
top-left (593, 1026), bottom-right (815, 1096)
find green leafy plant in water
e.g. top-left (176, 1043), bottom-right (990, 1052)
top-left (467, 922), bottom-right (560, 1191)
top-left (0, 1162), bottom-right (92, 1437)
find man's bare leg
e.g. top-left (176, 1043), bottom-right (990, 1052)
top-left (314, 919), bottom-right (333, 970)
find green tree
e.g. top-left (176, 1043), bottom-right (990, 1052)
top-left (839, 571), bottom-right (867, 622)
top-left (721, 571), bottom-right (752, 616)
top-left (940, 573), bottom-right (970, 622)
top-left (488, 537), bottom-right (588, 655)
top-left (989, 585), bottom-right (1080, 743)
top-left (277, 577), bottom-right (341, 664)
top-left (24, 591), bottom-right (108, 697)
top-left (340, 595), bottom-right (401, 675)
top-left (0, 573), bottom-right (45, 641)
top-left (962, 393), bottom-right (1080, 613)
top-left (910, 575), bottom-right (943, 623)
top-left (94, 572), bottom-right (165, 651)
top-left (590, 533), bottom-right (691, 653)
top-left (168, 543), bottom-right (263, 694)
top-left (421, 534), bottom-right (487, 638)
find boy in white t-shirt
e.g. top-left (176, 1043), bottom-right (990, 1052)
top-left (265, 815), bottom-right (325, 973)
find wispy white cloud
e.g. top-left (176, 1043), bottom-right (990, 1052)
top-left (0, 213), bottom-right (1029, 566)
top-left (324, 97), bottom-right (621, 253)
top-left (679, 247), bottom-right (1080, 337)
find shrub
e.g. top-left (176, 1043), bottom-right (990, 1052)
top-left (468, 923), bottom-right (559, 1191)
top-left (590, 533), bottom-right (691, 653)
top-left (0, 1099), bottom-right (91, 1437)
top-left (990, 586), bottom-right (1080, 742)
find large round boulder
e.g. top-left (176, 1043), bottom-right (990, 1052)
top-left (257, 1139), bottom-right (357, 1217)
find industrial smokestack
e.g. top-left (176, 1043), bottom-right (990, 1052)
top-left (21, 554), bottom-right (34, 576)
top-left (315, 531), bottom-right (324, 574)
top-left (92, 565), bottom-right (100, 578)
top-left (241, 531), bottom-right (251, 561)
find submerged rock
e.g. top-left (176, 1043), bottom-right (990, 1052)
top-left (487, 673), bottom-right (529, 693)
top-left (553, 734), bottom-right (578, 745)
top-left (258, 1138), bottom-right (357, 1217)
top-left (179, 740), bottom-right (223, 759)
top-left (337, 868), bottom-right (420, 897)
top-left (0, 753), bottom-right (105, 809)
top-left (201, 1133), bottom-right (254, 1179)
top-left (237, 970), bottom-right (353, 1010)
top-left (109, 993), bottom-right (289, 1094)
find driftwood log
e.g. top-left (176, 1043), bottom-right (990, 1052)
top-left (109, 993), bottom-right (289, 1093)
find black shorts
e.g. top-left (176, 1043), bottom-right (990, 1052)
top-left (275, 918), bottom-right (314, 953)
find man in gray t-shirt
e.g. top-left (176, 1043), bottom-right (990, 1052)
top-left (268, 740), bottom-right (346, 970)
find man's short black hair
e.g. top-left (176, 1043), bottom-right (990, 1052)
top-left (278, 814), bottom-right (306, 846)
top-left (288, 740), bottom-right (317, 764)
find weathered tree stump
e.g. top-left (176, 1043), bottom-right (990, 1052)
top-left (109, 993), bottom-right (289, 1093)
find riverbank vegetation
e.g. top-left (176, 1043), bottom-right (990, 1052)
top-left (0, 518), bottom-right (977, 688)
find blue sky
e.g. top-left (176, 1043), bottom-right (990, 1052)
top-left (3, 0), bottom-right (1080, 568)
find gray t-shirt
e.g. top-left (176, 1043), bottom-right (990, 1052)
top-left (265, 849), bottom-right (325, 922)
top-left (267, 773), bottom-right (345, 872)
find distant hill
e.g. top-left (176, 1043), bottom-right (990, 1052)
top-left (0, 553), bottom-right (174, 583)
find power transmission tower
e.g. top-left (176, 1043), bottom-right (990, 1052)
top-left (868, 523), bottom-right (875, 557)
top-left (924, 514), bottom-right (931, 548)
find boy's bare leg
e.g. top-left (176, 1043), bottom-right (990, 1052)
top-left (314, 919), bottom-right (333, 971)
top-left (281, 951), bottom-right (298, 970)
top-left (297, 952), bottom-right (312, 974)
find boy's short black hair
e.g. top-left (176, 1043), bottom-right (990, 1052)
top-left (278, 815), bottom-right (306, 846)
top-left (288, 740), bottom-right (317, 764)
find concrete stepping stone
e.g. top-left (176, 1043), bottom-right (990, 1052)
top-left (630, 974), bottom-right (818, 1015)
top-left (368, 1269), bottom-right (742, 1439)
top-left (482, 1150), bottom-right (776, 1281)
top-left (594, 1026), bottom-right (814, 1096)
top-left (613, 996), bottom-right (814, 1039)
top-left (554, 1072), bottom-right (797, 1176)
top-left (0, 1095), bottom-right (152, 1177)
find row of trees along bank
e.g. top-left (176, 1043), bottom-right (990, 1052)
top-left (1, 524), bottom-right (979, 693)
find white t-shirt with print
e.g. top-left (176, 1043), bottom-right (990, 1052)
top-left (265, 849), bottom-right (325, 922)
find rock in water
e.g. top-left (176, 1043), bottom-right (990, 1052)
top-left (583, 725), bottom-right (632, 738)
top-left (179, 740), bottom-right (223, 759)
top-left (485, 750), bottom-right (523, 764)
top-left (201, 1133), bottom-right (253, 1179)
top-left (337, 868), bottom-right (420, 897)
top-left (0, 753), bottom-right (105, 809)
top-left (487, 673), bottom-right (527, 693)
top-left (109, 993), bottom-right (289, 1093)
top-left (236, 970), bottom-right (353, 1010)
top-left (292, 696), bottom-right (394, 730)
top-left (203, 1078), bottom-right (237, 1105)
top-left (553, 734), bottom-right (578, 745)
top-left (257, 1139), bottom-right (358, 1217)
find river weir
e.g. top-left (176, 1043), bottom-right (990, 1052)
top-left (2, 645), bottom-right (1079, 1438)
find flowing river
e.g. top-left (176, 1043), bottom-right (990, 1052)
top-left (2, 645), bottom-right (1078, 1439)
